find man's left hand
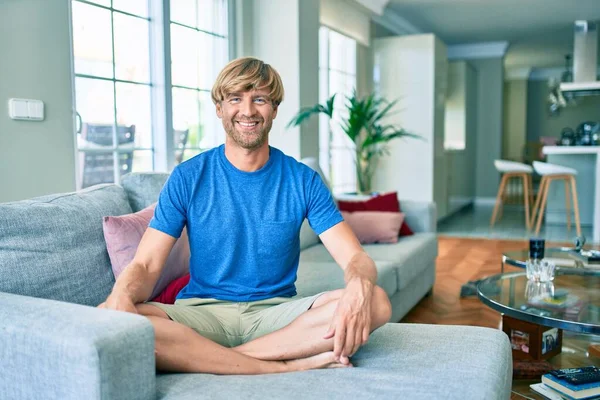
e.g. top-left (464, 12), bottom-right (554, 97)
top-left (323, 278), bottom-right (373, 365)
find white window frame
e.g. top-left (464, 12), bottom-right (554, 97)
top-left (70, 0), bottom-right (234, 187)
top-left (319, 26), bottom-right (357, 195)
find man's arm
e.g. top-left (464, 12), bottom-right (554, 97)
top-left (99, 227), bottom-right (177, 313)
top-left (319, 221), bottom-right (378, 364)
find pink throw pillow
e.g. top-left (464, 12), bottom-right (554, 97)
top-left (337, 192), bottom-right (414, 236)
top-left (103, 204), bottom-right (190, 300)
top-left (341, 211), bottom-right (405, 244)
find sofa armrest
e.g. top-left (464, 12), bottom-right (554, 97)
top-left (0, 292), bottom-right (155, 400)
top-left (399, 199), bottom-right (437, 233)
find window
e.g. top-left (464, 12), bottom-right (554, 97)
top-left (71, 0), bottom-right (229, 189)
top-left (170, 0), bottom-right (229, 162)
top-left (319, 26), bottom-right (357, 195)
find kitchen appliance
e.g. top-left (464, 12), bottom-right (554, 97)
top-left (559, 127), bottom-right (575, 146)
top-left (560, 21), bottom-right (600, 96)
top-left (576, 121), bottom-right (599, 146)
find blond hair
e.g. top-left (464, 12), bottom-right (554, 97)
top-left (211, 57), bottom-right (284, 106)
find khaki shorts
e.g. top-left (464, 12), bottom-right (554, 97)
top-left (147, 292), bottom-right (324, 347)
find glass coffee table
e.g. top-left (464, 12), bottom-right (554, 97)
top-left (479, 265), bottom-right (600, 398)
top-left (477, 271), bottom-right (600, 334)
top-left (502, 247), bottom-right (600, 274)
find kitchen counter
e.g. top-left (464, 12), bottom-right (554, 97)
top-left (542, 146), bottom-right (600, 243)
top-left (543, 146), bottom-right (600, 155)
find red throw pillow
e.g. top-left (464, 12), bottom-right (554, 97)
top-left (150, 273), bottom-right (190, 304)
top-left (337, 192), bottom-right (414, 237)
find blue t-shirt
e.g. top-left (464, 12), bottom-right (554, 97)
top-left (149, 145), bottom-right (343, 302)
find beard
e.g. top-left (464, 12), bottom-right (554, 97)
top-left (223, 117), bottom-right (272, 151)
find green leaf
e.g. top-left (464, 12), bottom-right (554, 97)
top-left (286, 94), bottom-right (336, 129)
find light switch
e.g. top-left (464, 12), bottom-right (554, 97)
top-left (8, 98), bottom-right (44, 121)
top-left (8, 98), bottom-right (28, 120)
top-left (27, 100), bottom-right (44, 120)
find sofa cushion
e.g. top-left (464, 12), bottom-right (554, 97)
top-left (300, 233), bottom-right (437, 291)
top-left (341, 211), bottom-right (404, 244)
top-left (362, 233), bottom-right (437, 291)
top-left (154, 324), bottom-right (512, 400)
top-left (0, 184), bottom-right (132, 306)
top-left (295, 260), bottom-right (397, 298)
top-left (121, 172), bottom-right (169, 212)
top-left (103, 203), bottom-right (190, 300)
top-left (337, 192), bottom-right (414, 236)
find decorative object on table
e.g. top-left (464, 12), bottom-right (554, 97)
top-left (502, 315), bottom-right (563, 361)
top-left (287, 90), bottom-right (420, 194)
top-left (526, 238), bottom-right (556, 282)
top-left (525, 280), bottom-right (555, 301)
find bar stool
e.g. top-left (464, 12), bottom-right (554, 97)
top-left (530, 161), bottom-right (581, 237)
top-left (490, 160), bottom-right (533, 229)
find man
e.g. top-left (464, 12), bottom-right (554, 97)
top-left (99, 57), bottom-right (391, 374)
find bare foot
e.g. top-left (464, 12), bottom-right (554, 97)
top-left (282, 351), bottom-right (352, 372)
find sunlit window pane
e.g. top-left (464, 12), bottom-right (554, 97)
top-left (198, 34), bottom-right (228, 89)
top-left (75, 77), bottom-right (115, 134)
top-left (170, 0), bottom-right (196, 27)
top-left (170, 24), bottom-right (200, 88)
top-left (113, 0), bottom-right (149, 18)
top-left (180, 149), bottom-right (202, 163)
top-left (172, 88), bottom-right (222, 156)
top-left (113, 13), bottom-right (150, 83)
top-left (84, 0), bottom-right (110, 7)
top-left (115, 82), bottom-right (152, 148)
top-left (319, 26), bottom-right (357, 195)
top-left (72, 2), bottom-right (113, 78)
top-left (197, 0), bottom-right (228, 35)
top-left (131, 150), bottom-right (154, 173)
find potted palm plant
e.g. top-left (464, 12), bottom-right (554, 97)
top-left (288, 90), bottom-right (419, 194)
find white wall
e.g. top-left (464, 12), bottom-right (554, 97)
top-left (445, 62), bottom-right (466, 150)
top-left (470, 58), bottom-right (504, 199)
top-left (443, 61), bottom-right (476, 215)
top-left (244, 0), bottom-right (320, 160)
top-left (0, 0), bottom-right (76, 202)
top-left (372, 34), bottom-right (446, 204)
top-left (503, 79), bottom-right (528, 161)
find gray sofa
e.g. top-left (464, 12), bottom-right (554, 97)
top-left (0, 172), bottom-right (512, 400)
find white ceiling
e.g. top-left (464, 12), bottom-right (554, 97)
top-left (383, 0), bottom-right (600, 69)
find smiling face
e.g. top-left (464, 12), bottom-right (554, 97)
top-left (216, 89), bottom-right (278, 151)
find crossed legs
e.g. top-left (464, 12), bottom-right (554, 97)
top-left (136, 286), bottom-right (391, 374)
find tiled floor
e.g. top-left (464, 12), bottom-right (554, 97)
top-left (437, 204), bottom-right (595, 244)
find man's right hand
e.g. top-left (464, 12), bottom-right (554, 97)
top-left (98, 292), bottom-right (138, 314)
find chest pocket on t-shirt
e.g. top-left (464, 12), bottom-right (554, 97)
top-left (258, 220), bottom-right (298, 260)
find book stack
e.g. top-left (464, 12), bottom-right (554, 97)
top-left (530, 371), bottom-right (600, 399)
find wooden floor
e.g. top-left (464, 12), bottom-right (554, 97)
top-left (401, 236), bottom-right (529, 328)
top-left (398, 236), bottom-right (598, 400)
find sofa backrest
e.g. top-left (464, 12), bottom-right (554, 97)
top-left (0, 185), bottom-right (133, 307)
top-left (121, 172), bottom-right (170, 212)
